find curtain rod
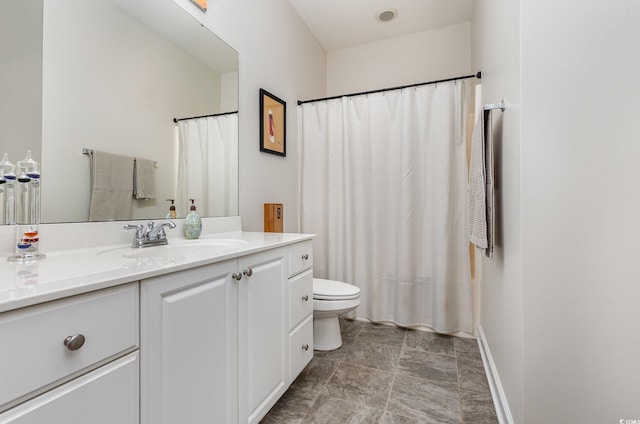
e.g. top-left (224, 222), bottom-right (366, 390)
top-left (297, 72), bottom-right (482, 106)
top-left (173, 110), bottom-right (238, 123)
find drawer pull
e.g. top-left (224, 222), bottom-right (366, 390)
top-left (243, 267), bottom-right (253, 277)
top-left (301, 254), bottom-right (309, 260)
top-left (301, 295), bottom-right (309, 302)
top-left (232, 272), bottom-right (243, 281)
top-left (63, 334), bottom-right (86, 351)
top-left (301, 344), bottom-right (309, 351)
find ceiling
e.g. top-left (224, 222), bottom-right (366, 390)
top-left (288, 0), bottom-right (475, 51)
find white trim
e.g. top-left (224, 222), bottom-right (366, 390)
top-left (477, 325), bottom-right (515, 424)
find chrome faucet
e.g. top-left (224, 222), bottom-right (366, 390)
top-left (124, 220), bottom-right (176, 248)
top-left (147, 220), bottom-right (177, 241)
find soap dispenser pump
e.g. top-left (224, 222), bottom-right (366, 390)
top-left (166, 199), bottom-right (177, 219)
top-left (183, 199), bottom-right (202, 239)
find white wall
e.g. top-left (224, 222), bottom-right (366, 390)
top-left (521, 0), bottom-right (640, 422)
top-left (41, 0), bottom-right (220, 223)
top-left (172, 0), bottom-right (327, 232)
top-left (327, 23), bottom-right (471, 96)
top-left (474, 0), bottom-right (640, 422)
top-left (471, 0), bottom-right (523, 422)
top-left (0, 0), bottom-right (42, 163)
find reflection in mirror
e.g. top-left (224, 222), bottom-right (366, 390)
top-left (0, 0), bottom-right (42, 169)
top-left (175, 112), bottom-right (238, 218)
top-left (0, 0), bottom-right (238, 224)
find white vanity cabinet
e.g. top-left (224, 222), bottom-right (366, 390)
top-left (140, 259), bottom-right (239, 424)
top-left (0, 233), bottom-right (313, 424)
top-left (287, 241), bottom-right (314, 383)
top-left (0, 284), bottom-right (139, 423)
top-left (140, 246), bottom-right (290, 424)
top-left (238, 248), bottom-right (288, 424)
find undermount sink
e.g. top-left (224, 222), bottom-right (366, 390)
top-left (97, 239), bottom-right (248, 259)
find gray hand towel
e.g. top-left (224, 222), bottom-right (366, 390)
top-left (89, 150), bottom-right (134, 221)
top-left (133, 157), bottom-right (156, 200)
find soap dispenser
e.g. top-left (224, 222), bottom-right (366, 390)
top-left (183, 199), bottom-right (202, 239)
top-left (166, 199), bottom-right (177, 219)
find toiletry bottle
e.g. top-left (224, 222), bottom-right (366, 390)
top-left (0, 153), bottom-right (16, 225)
top-left (166, 199), bottom-right (177, 219)
top-left (9, 151), bottom-right (45, 262)
top-left (0, 174), bottom-right (5, 225)
top-left (184, 199), bottom-right (202, 239)
top-left (0, 156), bottom-right (8, 225)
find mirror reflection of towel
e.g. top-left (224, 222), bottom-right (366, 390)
top-left (134, 158), bottom-right (156, 200)
top-left (89, 151), bottom-right (134, 221)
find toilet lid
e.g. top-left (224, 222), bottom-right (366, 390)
top-left (313, 278), bottom-right (361, 300)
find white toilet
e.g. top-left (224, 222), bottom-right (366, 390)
top-left (313, 278), bottom-right (361, 351)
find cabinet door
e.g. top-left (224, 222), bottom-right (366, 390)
top-left (141, 260), bottom-right (238, 424)
top-left (0, 352), bottom-right (138, 424)
top-left (238, 248), bottom-right (288, 424)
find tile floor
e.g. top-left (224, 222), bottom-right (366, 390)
top-left (261, 318), bottom-right (498, 424)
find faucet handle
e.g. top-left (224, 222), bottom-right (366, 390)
top-left (156, 228), bottom-right (167, 240)
top-left (124, 224), bottom-right (146, 246)
top-left (124, 223), bottom-right (144, 237)
top-left (148, 220), bottom-right (176, 240)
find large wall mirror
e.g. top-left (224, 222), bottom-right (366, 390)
top-left (0, 0), bottom-right (239, 224)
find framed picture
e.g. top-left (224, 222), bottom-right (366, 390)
top-left (189, 0), bottom-right (207, 12)
top-left (259, 88), bottom-right (286, 157)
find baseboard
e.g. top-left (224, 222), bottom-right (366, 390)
top-left (477, 325), bottom-right (515, 424)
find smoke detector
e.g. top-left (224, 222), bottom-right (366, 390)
top-left (376, 8), bottom-right (397, 23)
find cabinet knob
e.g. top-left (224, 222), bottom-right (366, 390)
top-left (243, 268), bottom-right (253, 277)
top-left (301, 344), bottom-right (309, 351)
top-left (232, 272), bottom-right (243, 281)
top-left (301, 254), bottom-right (309, 260)
top-left (64, 334), bottom-right (86, 351)
top-left (301, 295), bottom-right (309, 302)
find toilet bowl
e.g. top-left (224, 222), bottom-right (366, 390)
top-left (313, 278), bottom-right (361, 351)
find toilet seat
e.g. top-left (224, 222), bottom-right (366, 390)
top-left (313, 278), bottom-right (360, 300)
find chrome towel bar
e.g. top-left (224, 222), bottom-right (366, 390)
top-left (484, 100), bottom-right (505, 112)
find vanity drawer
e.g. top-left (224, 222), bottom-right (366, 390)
top-left (0, 351), bottom-right (139, 424)
top-left (288, 240), bottom-right (313, 277)
top-left (0, 284), bottom-right (139, 410)
top-left (289, 269), bottom-right (313, 330)
top-left (289, 315), bottom-right (313, 381)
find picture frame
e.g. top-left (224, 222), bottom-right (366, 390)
top-left (189, 0), bottom-right (207, 12)
top-left (259, 88), bottom-right (286, 157)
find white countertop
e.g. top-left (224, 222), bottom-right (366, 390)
top-left (0, 231), bottom-right (313, 313)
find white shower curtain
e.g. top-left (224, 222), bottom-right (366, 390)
top-left (176, 114), bottom-right (238, 217)
top-left (299, 81), bottom-right (471, 333)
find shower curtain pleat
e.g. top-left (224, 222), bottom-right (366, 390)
top-left (299, 81), bottom-right (472, 333)
top-left (176, 114), bottom-right (238, 217)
